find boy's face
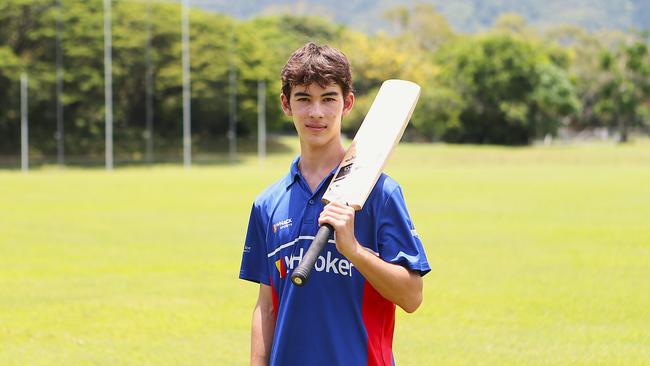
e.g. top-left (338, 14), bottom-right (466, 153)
top-left (281, 82), bottom-right (354, 149)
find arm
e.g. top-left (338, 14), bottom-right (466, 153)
top-left (251, 284), bottom-right (276, 366)
top-left (346, 244), bottom-right (423, 313)
top-left (319, 202), bottom-right (423, 313)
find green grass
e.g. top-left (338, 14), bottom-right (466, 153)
top-left (1, 138), bottom-right (649, 365)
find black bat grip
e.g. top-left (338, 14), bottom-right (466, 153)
top-left (291, 223), bottom-right (333, 286)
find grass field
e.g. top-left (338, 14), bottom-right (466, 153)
top-left (1, 137), bottom-right (649, 365)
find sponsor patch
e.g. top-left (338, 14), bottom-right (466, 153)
top-left (272, 218), bottom-right (293, 233)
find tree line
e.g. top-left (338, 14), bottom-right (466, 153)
top-left (0, 1), bottom-right (648, 160)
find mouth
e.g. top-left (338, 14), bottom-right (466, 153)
top-left (305, 123), bottom-right (327, 132)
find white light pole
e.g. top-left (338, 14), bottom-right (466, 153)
top-left (56, 0), bottom-right (64, 166)
top-left (103, 0), bottom-right (114, 170)
top-left (181, 0), bottom-right (191, 168)
top-left (145, 0), bottom-right (154, 163)
top-left (228, 30), bottom-right (237, 163)
top-left (258, 79), bottom-right (266, 162)
top-left (21, 73), bottom-right (28, 172)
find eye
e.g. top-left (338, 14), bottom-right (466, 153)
top-left (323, 97), bottom-right (337, 102)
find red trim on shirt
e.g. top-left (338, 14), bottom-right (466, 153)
top-left (270, 276), bottom-right (279, 321)
top-left (362, 281), bottom-right (396, 366)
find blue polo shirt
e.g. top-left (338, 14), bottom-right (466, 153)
top-left (239, 156), bottom-right (430, 366)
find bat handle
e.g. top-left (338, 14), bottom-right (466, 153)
top-left (290, 223), bottom-right (333, 286)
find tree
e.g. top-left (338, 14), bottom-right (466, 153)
top-left (595, 34), bottom-right (650, 142)
top-left (544, 25), bottom-right (627, 131)
top-left (434, 34), bottom-right (579, 144)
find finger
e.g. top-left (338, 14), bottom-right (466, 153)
top-left (319, 208), bottom-right (352, 223)
top-left (323, 202), bottom-right (355, 216)
top-left (319, 208), bottom-right (345, 220)
top-left (326, 201), bottom-right (353, 212)
top-left (318, 215), bottom-right (345, 228)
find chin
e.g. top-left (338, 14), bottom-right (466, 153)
top-left (303, 133), bottom-right (333, 148)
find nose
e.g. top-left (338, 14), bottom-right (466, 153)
top-left (309, 102), bottom-right (325, 119)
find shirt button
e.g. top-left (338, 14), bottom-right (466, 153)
top-left (308, 199), bottom-right (314, 205)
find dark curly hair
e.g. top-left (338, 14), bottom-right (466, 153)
top-left (281, 42), bottom-right (353, 101)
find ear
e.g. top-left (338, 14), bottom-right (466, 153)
top-left (280, 93), bottom-right (292, 117)
top-left (341, 92), bottom-right (355, 117)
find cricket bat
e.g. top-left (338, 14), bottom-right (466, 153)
top-left (290, 79), bottom-right (421, 286)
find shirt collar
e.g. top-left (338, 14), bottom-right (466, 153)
top-left (283, 155), bottom-right (339, 191)
top-left (283, 155), bottom-right (302, 190)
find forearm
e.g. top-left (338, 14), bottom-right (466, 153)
top-left (347, 244), bottom-right (423, 313)
top-left (251, 286), bottom-right (276, 366)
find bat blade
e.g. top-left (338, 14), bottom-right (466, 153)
top-left (290, 79), bottom-right (420, 286)
top-left (323, 79), bottom-right (421, 210)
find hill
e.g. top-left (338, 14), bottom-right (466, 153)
top-left (190, 0), bottom-right (650, 33)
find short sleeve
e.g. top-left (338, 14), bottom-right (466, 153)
top-left (378, 186), bottom-right (430, 276)
top-left (239, 203), bottom-right (271, 285)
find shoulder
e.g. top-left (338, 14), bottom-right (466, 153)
top-left (375, 173), bottom-right (401, 193)
top-left (369, 173), bottom-right (403, 204)
top-left (358, 173), bottom-right (408, 215)
top-left (252, 174), bottom-right (290, 215)
top-left (252, 155), bottom-right (301, 214)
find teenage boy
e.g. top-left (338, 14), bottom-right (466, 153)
top-left (239, 42), bottom-right (430, 366)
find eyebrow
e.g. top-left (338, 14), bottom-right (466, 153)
top-left (293, 91), bottom-right (340, 98)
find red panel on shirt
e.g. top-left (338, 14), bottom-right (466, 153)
top-left (362, 281), bottom-right (396, 366)
top-left (270, 276), bottom-right (279, 321)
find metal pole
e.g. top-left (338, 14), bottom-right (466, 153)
top-left (229, 66), bottom-right (237, 162)
top-left (258, 79), bottom-right (266, 162)
top-left (103, 0), bottom-right (113, 170)
top-left (228, 31), bottom-right (237, 162)
top-left (21, 73), bottom-right (28, 172)
top-left (56, 0), bottom-right (64, 166)
top-left (181, 0), bottom-right (191, 168)
top-left (145, 0), bottom-right (154, 163)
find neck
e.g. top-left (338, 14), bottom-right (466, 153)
top-left (298, 138), bottom-right (346, 179)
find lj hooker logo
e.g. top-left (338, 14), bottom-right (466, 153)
top-left (272, 218), bottom-right (292, 233)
